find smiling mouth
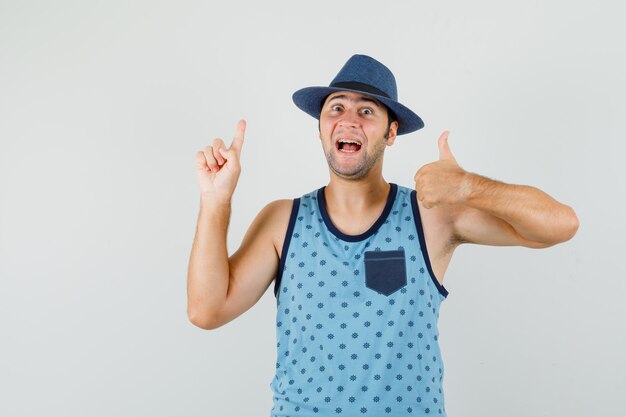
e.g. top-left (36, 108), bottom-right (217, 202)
top-left (336, 139), bottom-right (362, 153)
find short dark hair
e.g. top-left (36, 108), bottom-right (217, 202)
top-left (383, 105), bottom-right (397, 139)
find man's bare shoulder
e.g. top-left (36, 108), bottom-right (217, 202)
top-left (256, 199), bottom-right (297, 254)
top-left (260, 199), bottom-right (294, 224)
top-left (228, 198), bottom-right (295, 283)
top-left (263, 198), bottom-right (294, 211)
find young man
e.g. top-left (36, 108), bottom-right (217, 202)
top-left (187, 55), bottom-right (579, 416)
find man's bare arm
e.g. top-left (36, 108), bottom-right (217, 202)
top-left (414, 131), bottom-right (579, 248)
top-left (187, 198), bottom-right (232, 329)
top-left (452, 175), bottom-right (578, 247)
top-left (188, 119), bottom-right (282, 330)
top-left (215, 199), bottom-right (291, 327)
top-left (187, 197), bottom-right (289, 330)
top-left (187, 118), bottom-right (247, 330)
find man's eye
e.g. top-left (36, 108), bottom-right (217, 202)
top-left (361, 108), bottom-right (373, 115)
top-left (331, 105), bottom-right (342, 111)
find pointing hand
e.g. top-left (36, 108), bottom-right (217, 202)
top-left (195, 119), bottom-right (246, 202)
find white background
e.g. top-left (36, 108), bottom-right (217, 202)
top-left (1, 1), bottom-right (624, 416)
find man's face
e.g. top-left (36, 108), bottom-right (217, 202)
top-left (319, 91), bottom-right (398, 180)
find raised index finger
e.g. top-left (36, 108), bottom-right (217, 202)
top-left (230, 119), bottom-right (246, 156)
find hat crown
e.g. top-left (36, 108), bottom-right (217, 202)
top-left (329, 54), bottom-right (398, 101)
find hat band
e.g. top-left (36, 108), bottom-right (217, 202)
top-left (331, 81), bottom-right (391, 99)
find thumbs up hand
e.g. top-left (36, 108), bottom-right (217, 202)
top-left (414, 131), bottom-right (470, 209)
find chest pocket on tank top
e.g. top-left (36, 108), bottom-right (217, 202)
top-left (363, 249), bottom-right (407, 296)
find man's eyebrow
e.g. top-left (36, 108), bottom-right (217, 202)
top-left (327, 94), bottom-right (382, 107)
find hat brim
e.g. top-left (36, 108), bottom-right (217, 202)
top-left (292, 86), bottom-right (424, 135)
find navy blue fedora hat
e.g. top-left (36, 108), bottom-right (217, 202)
top-left (292, 54), bottom-right (424, 135)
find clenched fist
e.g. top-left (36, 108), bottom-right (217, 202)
top-left (195, 119), bottom-right (246, 202)
top-left (414, 131), bottom-right (470, 209)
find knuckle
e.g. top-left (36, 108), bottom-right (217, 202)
top-left (424, 194), bottom-right (436, 205)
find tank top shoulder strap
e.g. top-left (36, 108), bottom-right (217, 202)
top-left (273, 196), bottom-right (301, 298)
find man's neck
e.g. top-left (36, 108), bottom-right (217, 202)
top-left (323, 176), bottom-right (390, 215)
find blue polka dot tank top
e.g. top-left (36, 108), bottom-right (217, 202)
top-left (270, 183), bottom-right (449, 416)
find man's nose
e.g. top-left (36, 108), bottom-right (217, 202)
top-left (338, 111), bottom-right (360, 129)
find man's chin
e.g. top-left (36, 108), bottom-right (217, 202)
top-left (326, 153), bottom-right (375, 180)
top-left (328, 164), bottom-right (369, 180)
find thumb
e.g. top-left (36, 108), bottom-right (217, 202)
top-left (219, 146), bottom-right (235, 162)
top-left (438, 131), bottom-right (455, 162)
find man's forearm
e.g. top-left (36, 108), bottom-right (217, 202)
top-left (462, 173), bottom-right (579, 244)
top-left (187, 196), bottom-right (231, 328)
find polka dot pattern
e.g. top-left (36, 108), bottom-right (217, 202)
top-left (270, 184), bottom-right (448, 416)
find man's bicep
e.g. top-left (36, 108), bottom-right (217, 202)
top-left (452, 205), bottom-right (552, 249)
top-left (214, 199), bottom-right (292, 327)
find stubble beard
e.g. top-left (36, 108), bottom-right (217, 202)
top-left (325, 137), bottom-right (388, 180)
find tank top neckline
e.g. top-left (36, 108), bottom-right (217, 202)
top-left (316, 183), bottom-right (398, 242)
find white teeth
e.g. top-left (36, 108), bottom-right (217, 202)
top-left (338, 139), bottom-right (361, 145)
top-left (337, 138), bottom-right (362, 153)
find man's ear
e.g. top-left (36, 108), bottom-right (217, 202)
top-left (386, 121), bottom-right (399, 146)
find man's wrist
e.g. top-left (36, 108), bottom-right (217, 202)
top-left (200, 192), bottom-right (232, 210)
top-left (460, 172), bottom-right (489, 206)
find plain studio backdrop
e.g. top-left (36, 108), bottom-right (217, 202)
top-left (1, 0), bottom-right (624, 416)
